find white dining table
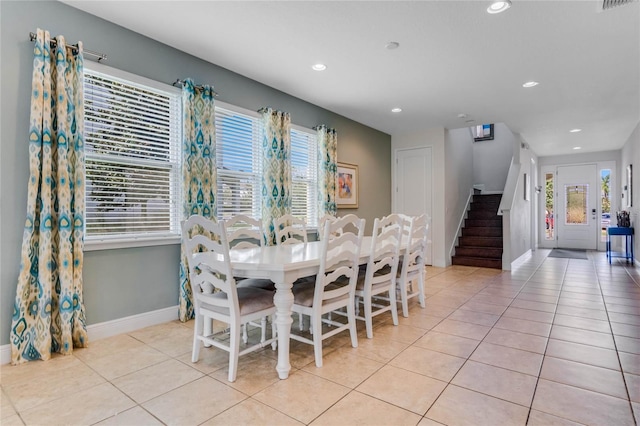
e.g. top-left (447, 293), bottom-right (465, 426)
top-left (229, 237), bottom-right (375, 379)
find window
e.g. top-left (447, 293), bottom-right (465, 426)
top-left (473, 123), bottom-right (494, 141)
top-left (215, 105), bottom-right (262, 221)
top-left (83, 64), bottom-right (318, 247)
top-left (215, 103), bottom-right (318, 227)
top-left (291, 126), bottom-right (318, 226)
top-left (564, 184), bottom-right (589, 225)
top-left (84, 64), bottom-right (181, 245)
top-left (600, 168), bottom-right (611, 242)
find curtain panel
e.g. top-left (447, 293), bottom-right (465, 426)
top-left (179, 79), bottom-right (217, 322)
top-left (261, 108), bottom-right (292, 245)
top-left (11, 29), bottom-right (88, 364)
top-left (316, 125), bottom-right (338, 218)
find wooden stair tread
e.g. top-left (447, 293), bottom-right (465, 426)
top-left (453, 194), bottom-right (503, 269)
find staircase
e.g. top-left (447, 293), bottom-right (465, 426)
top-left (452, 194), bottom-right (503, 269)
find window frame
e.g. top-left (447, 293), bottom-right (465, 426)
top-left (83, 62), bottom-right (182, 251)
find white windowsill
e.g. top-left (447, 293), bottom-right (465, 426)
top-left (84, 235), bottom-right (181, 251)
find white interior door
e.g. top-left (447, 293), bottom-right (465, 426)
top-left (395, 147), bottom-right (433, 264)
top-left (557, 164), bottom-right (598, 250)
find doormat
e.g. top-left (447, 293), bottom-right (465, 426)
top-left (548, 249), bottom-right (588, 260)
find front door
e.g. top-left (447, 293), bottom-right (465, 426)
top-left (556, 164), bottom-right (598, 250)
top-left (395, 147), bottom-right (433, 264)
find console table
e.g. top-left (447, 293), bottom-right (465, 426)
top-left (606, 227), bottom-right (634, 264)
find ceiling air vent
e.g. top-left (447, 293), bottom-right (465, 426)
top-left (601, 0), bottom-right (636, 10)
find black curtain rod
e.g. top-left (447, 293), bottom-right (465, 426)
top-left (29, 32), bottom-right (107, 61)
top-left (173, 79), bottom-right (219, 97)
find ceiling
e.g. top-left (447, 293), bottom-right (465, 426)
top-left (63, 0), bottom-right (639, 157)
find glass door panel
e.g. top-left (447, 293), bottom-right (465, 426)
top-left (545, 172), bottom-right (555, 240)
top-left (565, 184), bottom-right (588, 225)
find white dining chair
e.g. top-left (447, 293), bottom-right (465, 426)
top-left (289, 214), bottom-right (365, 367)
top-left (354, 214), bottom-right (402, 338)
top-left (317, 214), bottom-right (343, 240)
top-left (225, 214), bottom-right (276, 343)
top-left (226, 214), bottom-right (264, 249)
top-left (274, 214), bottom-right (308, 245)
top-left (182, 215), bottom-right (277, 382)
top-left (396, 214), bottom-right (429, 317)
top-left (273, 213), bottom-right (313, 329)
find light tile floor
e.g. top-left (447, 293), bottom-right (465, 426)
top-left (2, 250), bottom-right (639, 425)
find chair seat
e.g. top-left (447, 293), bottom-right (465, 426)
top-left (199, 287), bottom-right (275, 316)
top-left (292, 281), bottom-right (348, 307)
top-left (237, 278), bottom-right (276, 291)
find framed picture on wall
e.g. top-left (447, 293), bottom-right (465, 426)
top-left (626, 164), bottom-right (633, 208)
top-left (337, 162), bottom-right (358, 208)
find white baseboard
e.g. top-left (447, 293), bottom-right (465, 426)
top-left (1, 305), bottom-right (179, 365)
top-left (506, 249), bottom-right (533, 271)
top-left (0, 345), bottom-right (10, 365)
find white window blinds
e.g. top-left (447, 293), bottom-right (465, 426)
top-left (84, 68), bottom-right (181, 240)
top-left (215, 105), bottom-right (262, 221)
top-left (291, 127), bottom-right (318, 227)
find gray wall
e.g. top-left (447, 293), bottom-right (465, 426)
top-left (473, 123), bottom-right (515, 193)
top-left (0, 1), bottom-right (391, 346)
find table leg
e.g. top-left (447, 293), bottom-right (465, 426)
top-left (273, 273), bottom-right (294, 379)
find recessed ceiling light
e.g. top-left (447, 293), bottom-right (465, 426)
top-left (570, 128), bottom-right (582, 133)
top-left (458, 113), bottom-right (468, 119)
top-left (522, 81), bottom-right (539, 88)
top-left (573, 146), bottom-right (582, 150)
top-left (391, 107), bottom-right (402, 113)
top-left (385, 41), bottom-right (400, 50)
top-left (311, 63), bottom-right (327, 71)
top-left (487, 0), bottom-right (512, 14)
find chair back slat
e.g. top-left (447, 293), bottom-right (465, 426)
top-left (226, 215), bottom-right (263, 249)
top-left (318, 214), bottom-right (345, 240)
top-left (182, 215), bottom-right (239, 310)
top-left (315, 214), bottom-right (365, 304)
top-left (401, 214), bottom-right (429, 278)
top-left (365, 214), bottom-right (403, 285)
top-left (274, 214), bottom-right (308, 245)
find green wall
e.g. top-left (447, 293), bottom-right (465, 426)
top-left (0, 1), bottom-right (391, 346)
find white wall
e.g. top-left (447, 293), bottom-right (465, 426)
top-left (392, 127), bottom-right (446, 267)
top-left (445, 128), bottom-right (474, 262)
top-left (473, 123), bottom-right (515, 193)
top-left (620, 122), bottom-right (640, 262)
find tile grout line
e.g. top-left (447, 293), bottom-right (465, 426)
top-left (523, 254), bottom-right (571, 425)
top-left (595, 257), bottom-right (638, 425)
top-left (422, 258), bottom-right (552, 422)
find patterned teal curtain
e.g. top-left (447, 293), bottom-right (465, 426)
top-left (316, 125), bottom-right (338, 217)
top-left (11, 29), bottom-right (88, 364)
top-left (261, 108), bottom-right (291, 245)
top-left (179, 79), bottom-right (217, 321)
